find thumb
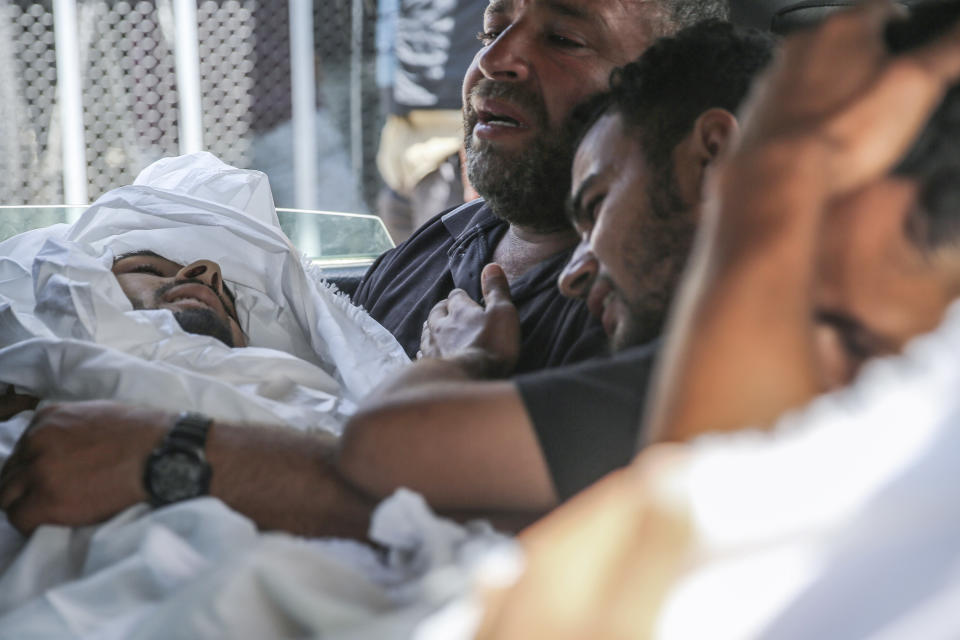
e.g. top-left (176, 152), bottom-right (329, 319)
top-left (481, 263), bottom-right (512, 306)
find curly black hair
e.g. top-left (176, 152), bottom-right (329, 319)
top-left (570, 20), bottom-right (775, 179)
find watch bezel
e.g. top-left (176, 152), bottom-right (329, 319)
top-left (143, 413), bottom-right (213, 507)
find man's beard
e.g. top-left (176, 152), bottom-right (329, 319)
top-left (174, 308), bottom-right (235, 348)
top-left (152, 278), bottom-right (237, 348)
top-left (611, 164), bottom-right (693, 352)
top-left (463, 80), bottom-right (577, 233)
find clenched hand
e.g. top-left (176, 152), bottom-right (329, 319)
top-left (420, 263), bottom-right (521, 378)
top-left (0, 401), bottom-right (171, 535)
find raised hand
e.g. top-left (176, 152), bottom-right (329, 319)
top-left (734, 0), bottom-right (960, 197)
top-left (420, 263), bottom-right (521, 378)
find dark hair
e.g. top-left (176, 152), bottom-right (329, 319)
top-left (651, 0), bottom-right (731, 36)
top-left (890, 0), bottom-right (960, 251)
top-left (571, 20), bottom-right (775, 174)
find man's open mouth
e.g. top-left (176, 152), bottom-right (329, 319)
top-left (479, 111), bottom-right (523, 128)
top-left (473, 98), bottom-right (530, 130)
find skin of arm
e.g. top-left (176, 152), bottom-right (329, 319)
top-left (0, 401), bottom-right (375, 538)
top-left (337, 356), bottom-right (558, 516)
top-left (0, 389), bottom-right (555, 538)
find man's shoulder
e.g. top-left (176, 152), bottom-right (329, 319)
top-left (385, 199), bottom-right (489, 261)
top-left (352, 199), bottom-right (489, 307)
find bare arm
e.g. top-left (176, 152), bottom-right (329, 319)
top-left (337, 356), bottom-right (558, 515)
top-left (0, 401), bottom-right (374, 538)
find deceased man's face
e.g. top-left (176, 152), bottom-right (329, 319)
top-left (111, 250), bottom-right (247, 348)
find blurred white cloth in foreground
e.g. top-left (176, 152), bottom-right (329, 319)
top-left (656, 300), bottom-right (960, 639)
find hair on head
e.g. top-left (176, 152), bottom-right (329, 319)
top-left (571, 20), bottom-right (775, 173)
top-left (649, 0), bottom-right (731, 35)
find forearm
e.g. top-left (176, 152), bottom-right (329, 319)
top-left (338, 360), bottom-right (558, 513)
top-left (206, 422), bottom-right (375, 539)
top-left (647, 143), bottom-right (830, 442)
top-left (372, 354), bottom-right (503, 400)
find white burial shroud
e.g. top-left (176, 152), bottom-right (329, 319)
top-left (0, 152), bottom-right (409, 434)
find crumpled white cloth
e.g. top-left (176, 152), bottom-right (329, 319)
top-left (655, 299), bottom-right (960, 639)
top-left (0, 152), bottom-right (409, 434)
top-left (0, 490), bottom-right (512, 639)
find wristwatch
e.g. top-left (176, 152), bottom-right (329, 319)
top-left (143, 411), bottom-right (213, 507)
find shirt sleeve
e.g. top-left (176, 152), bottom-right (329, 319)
top-left (515, 343), bottom-right (657, 501)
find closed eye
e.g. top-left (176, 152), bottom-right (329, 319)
top-left (126, 264), bottom-right (165, 276)
top-left (548, 33), bottom-right (584, 48)
top-left (581, 194), bottom-right (604, 227)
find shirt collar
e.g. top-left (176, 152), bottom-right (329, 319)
top-left (441, 199), bottom-right (495, 239)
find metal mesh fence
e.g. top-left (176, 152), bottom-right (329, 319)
top-left (0, 0), bottom-right (382, 211)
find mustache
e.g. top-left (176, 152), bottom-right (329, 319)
top-left (466, 79), bottom-right (549, 126)
top-left (154, 278), bottom-right (236, 323)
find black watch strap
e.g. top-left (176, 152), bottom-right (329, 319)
top-left (168, 411), bottom-right (212, 448)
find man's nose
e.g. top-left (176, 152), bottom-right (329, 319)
top-left (477, 26), bottom-right (531, 82)
top-left (177, 260), bottom-right (224, 294)
top-left (558, 243), bottom-right (598, 299)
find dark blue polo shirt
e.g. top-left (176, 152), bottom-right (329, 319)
top-left (352, 199), bottom-right (608, 373)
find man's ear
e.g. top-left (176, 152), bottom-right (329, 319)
top-left (691, 108), bottom-right (739, 166)
top-left (673, 109), bottom-right (739, 206)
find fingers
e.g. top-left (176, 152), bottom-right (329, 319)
top-left (419, 320), bottom-right (435, 358)
top-left (825, 17), bottom-right (960, 189)
top-left (481, 263), bottom-right (512, 307)
top-left (1, 487), bottom-right (37, 535)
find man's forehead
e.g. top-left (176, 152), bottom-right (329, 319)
top-left (487, 0), bottom-right (644, 22)
top-left (113, 250), bottom-right (176, 265)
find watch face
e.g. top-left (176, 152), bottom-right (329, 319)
top-left (147, 449), bottom-right (210, 505)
